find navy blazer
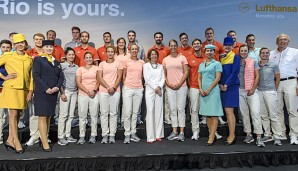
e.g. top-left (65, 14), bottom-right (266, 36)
top-left (33, 57), bottom-right (64, 93)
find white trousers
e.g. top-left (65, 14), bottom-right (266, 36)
top-left (58, 90), bottom-right (78, 139)
top-left (78, 94), bottom-right (99, 137)
top-left (189, 88), bottom-right (200, 133)
top-left (166, 86), bottom-right (188, 128)
top-left (277, 79), bottom-right (298, 137)
top-left (145, 86), bottom-right (164, 142)
top-left (28, 100), bottom-right (40, 140)
top-left (99, 92), bottom-right (120, 137)
top-left (239, 89), bottom-right (263, 135)
top-left (0, 107), bottom-right (8, 141)
top-left (259, 90), bottom-right (282, 139)
top-left (164, 89), bottom-right (171, 121)
top-left (122, 87), bottom-right (143, 136)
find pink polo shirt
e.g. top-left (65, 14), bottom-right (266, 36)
top-left (162, 54), bottom-right (188, 87)
top-left (76, 65), bottom-right (99, 96)
top-left (123, 59), bottom-right (145, 88)
top-left (98, 60), bottom-right (123, 93)
top-left (115, 53), bottom-right (131, 66)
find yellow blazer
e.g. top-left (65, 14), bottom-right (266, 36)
top-left (0, 52), bottom-right (33, 90)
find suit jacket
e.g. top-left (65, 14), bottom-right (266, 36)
top-left (33, 56), bottom-right (64, 93)
top-left (0, 52), bottom-right (33, 90)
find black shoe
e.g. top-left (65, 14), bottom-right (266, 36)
top-left (39, 140), bottom-right (52, 152)
top-left (225, 137), bottom-right (236, 145)
top-left (15, 148), bottom-right (24, 154)
top-left (206, 137), bottom-right (216, 146)
top-left (4, 142), bottom-right (15, 151)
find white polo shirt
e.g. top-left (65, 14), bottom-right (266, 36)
top-left (269, 47), bottom-right (298, 78)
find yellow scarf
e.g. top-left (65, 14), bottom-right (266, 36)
top-left (39, 53), bottom-right (53, 63)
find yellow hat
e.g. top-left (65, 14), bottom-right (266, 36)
top-left (13, 33), bottom-right (26, 44)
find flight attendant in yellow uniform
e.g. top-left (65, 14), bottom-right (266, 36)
top-left (0, 34), bottom-right (33, 153)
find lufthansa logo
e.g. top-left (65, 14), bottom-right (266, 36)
top-left (239, 2), bottom-right (249, 13)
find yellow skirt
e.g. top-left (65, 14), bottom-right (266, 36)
top-left (0, 87), bottom-right (28, 109)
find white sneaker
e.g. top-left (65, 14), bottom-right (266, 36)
top-left (18, 121), bottom-right (26, 129)
top-left (215, 132), bottom-right (223, 140)
top-left (199, 117), bottom-right (207, 125)
top-left (290, 136), bottom-right (298, 145)
top-left (25, 137), bottom-right (39, 146)
top-left (191, 131), bottom-right (199, 140)
top-left (218, 117), bottom-right (226, 125)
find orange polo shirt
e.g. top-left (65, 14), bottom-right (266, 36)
top-left (74, 45), bottom-right (99, 67)
top-left (147, 45), bottom-right (170, 64)
top-left (26, 48), bottom-right (40, 59)
top-left (187, 54), bottom-right (206, 89)
top-left (177, 45), bottom-right (195, 60)
top-left (232, 42), bottom-right (244, 55)
top-left (97, 45), bottom-right (108, 62)
top-left (201, 40), bottom-right (224, 61)
top-left (53, 44), bottom-right (65, 62)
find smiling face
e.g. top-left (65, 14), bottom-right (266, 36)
top-left (106, 47), bottom-right (115, 59)
top-left (84, 53), bottom-right (93, 65)
top-left (149, 50), bottom-right (158, 64)
top-left (130, 44), bottom-right (139, 57)
top-left (47, 31), bottom-right (56, 41)
top-left (260, 48), bottom-right (270, 60)
top-left (34, 35), bottom-right (44, 48)
top-left (43, 45), bottom-right (54, 55)
top-left (169, 41), bottom-right (178, 54)
top-left (205, 48), bottom-right (215, 59)
top-left (276, 34), bottom-right (289, 50)
top-left (223, 44), bottom-right (233, 53)
top-left (180, 35), bottom-right (188, 46)
top-left (117, 38), bottom-right (126, 49)
top-left (192, 40), bottom-right (201, 51)
top-left (66, 50), bottom-right (75, 63)
top-left (14, 41), bottom-right (26, 52)
top-left (239, 46), bottom-right (249, 59)
top-left (245, 36), bottom-right (255, 49)
top-left (154, 33), bottom-right (163, 45)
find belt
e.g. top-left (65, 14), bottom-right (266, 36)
top-left (280, 77), bottom-right (296, 81)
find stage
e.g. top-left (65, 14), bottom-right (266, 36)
top-left (1, 124), bottom-right (298, 171)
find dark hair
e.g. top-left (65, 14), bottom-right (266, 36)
top-left (116, 37), bottom-right (127, 56)
top-left (192, 38), bottom-right (202, 45)
top-left (179, 32), bottom-right (188, 39)
top-left (46, 30), bottom-right (56, 36)
top-left (103, 32), bottom-right (111, 37)
top-left (147, 49), bottom-right (159, 60)
top-left (227, 30), bottom-right (236, 36)
top-left (71, 26), bottom-right (80, 32)
top-left (0, 39), bottom-right (12, 47)
top-left (127, 30), bottom-right (136, 36)
top-left (205, 27), bottom-right (214, 34)
top-left (65, 47), bottom-right (75, 55)
top-left (84, 52), bottom-right (93, 59)
top-left (259, 47), bottom-right (270, 55)
top-left (245, 34), bottom-right (255, 41)
top-left (154, 32), bottom-right (163, 38)
top-left (80, 31), bottom-right (89, 38)
top-left (168, 39), bottom-right (178, 46)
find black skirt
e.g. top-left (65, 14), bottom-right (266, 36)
top-left (34, 92), bottom-right (58, 116)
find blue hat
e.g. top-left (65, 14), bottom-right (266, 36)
top-left (204, 44), bottom-right (216, 50)
top-left (42, 40), bottom-right (54, 46)
top-left (223, 36), bottom-right (234, 46)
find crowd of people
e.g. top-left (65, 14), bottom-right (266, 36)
top-left (0, 26), bottom-right (297, 154)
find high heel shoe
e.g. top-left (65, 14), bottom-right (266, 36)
top-left (206, 137), bottom-right (217, 146)
top-left (39, 140), bottom-right (52, 152)
top-left (4, 142), bottom-right (15, 151)
top-left (15, 148), bottom-right (24, 154)
top-left (225, 137), bottom-right (236, 145)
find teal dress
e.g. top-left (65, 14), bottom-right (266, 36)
top-left (198, 59), bottom-right (224, 116)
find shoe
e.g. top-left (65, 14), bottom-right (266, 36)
top-left (156, 138), bottom-right (162, 142)
top-left (77, 137), bottom-right (85, 145)
top-left (274, 139), bottom-right (282, 146)
top-left (109, 136), bottom-right (115, 144)
top-left (89, 136), bottom-right (96, 144)
top-left (55, 117), bottom-right (59, 125)
top-left (5, 142), bottom-right (15, 151)
top-left (191, 131), bottom-right (199, 141)
top-left (256, 137), bottom-right (265, 147)
top-left (167, 132), bottom-right (178, 140)
top-left (101, 135), bottom-right (108, 144)
top-left (215, 132), bottom-right (223, 140)
top-left (178, 133), bottom-right (185, 142)
top-left (124, 135), bottom-right (130, 144)
top-left (18, 121), bottom-right (26, 129)
top-left (207, 137), bottom-right (216, 146)
top-left (25, 137), bottom-right (39, 146)
top-left (136, 117), bottom-right (143, 125)
top-left (16, 148), bottom-right (25, 154)
top-left (148, 141), bottom-right (154, 144)
top-left (48, 138), bottom-right (52, 144)
top-left (290, 136), bottom-right (298, 145)
top-left (225, 137), bottom-right (236, 145)
top-left (199, 117), bottom-right (207, 124)
top-left (243, 134), bottom-right (254, 144)
top-left (66, 136), bottom-right (77, 143)
top-left (39, 141), bottom-right (51, 152)
top-left (262, 135), bottom-right (274, 142)
top-left (58, 138), bottom-right (69, 146)
top-left (131, 133), bottom-right (141, 142)
top-left (218, 117), bottom-right (226, 125)
top-left (71, 119), bottom-right (79, 128)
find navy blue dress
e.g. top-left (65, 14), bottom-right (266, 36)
top-left (33, 57), bottom-right (64, 116)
